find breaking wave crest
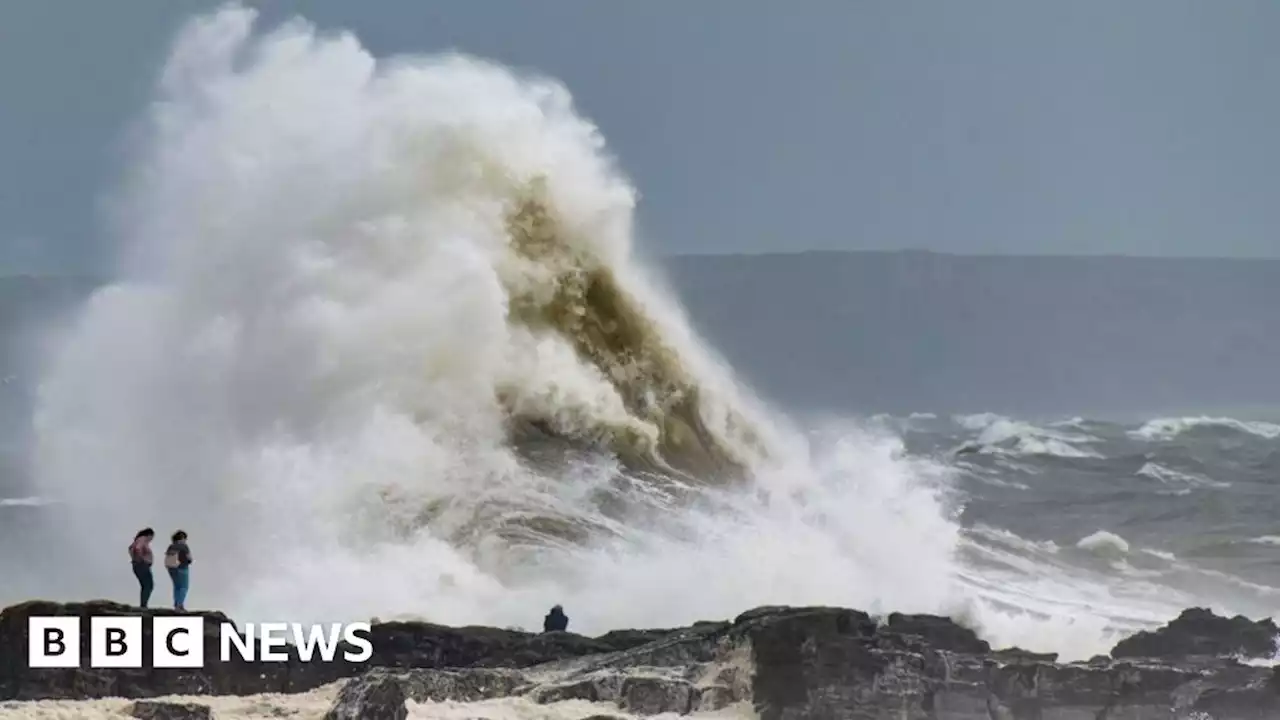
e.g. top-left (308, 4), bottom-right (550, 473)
top-left (28, 5), bottom-right (979, 646)
top-left (1131, 416), bottom-right (1280, 442)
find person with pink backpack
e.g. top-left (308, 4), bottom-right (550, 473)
top-left (126, 528), bottom-right (155, 608)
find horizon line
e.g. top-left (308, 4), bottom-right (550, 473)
top-left (3, 248), bottom-right (1280, 279)
top-left (665, 248), bottom-right (1280, 261)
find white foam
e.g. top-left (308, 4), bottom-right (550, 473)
top-left (954, 413), bottom-right (1101, 459)
top-left (0, 685), bottom-right (753, 720)
top-left (1136, 462), bottom-right (1229, 489)
top-left (1076, 530), bottom-right (1130, 557)
top-left (0, 496), bottom-right (49, 507)
top-left (1140, 548), bottom-right (1177, 562)
top-left (1131, 416), bottom-right (1280, 441)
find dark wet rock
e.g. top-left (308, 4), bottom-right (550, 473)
top-left (5, 599), bottom-right (1280, 718)
top-left (529, 674), bottom-right (620, 704)
top-left (361, 617), bottom-right (649, 669)
top-left (324, 668), bottom-right (406, 720)
top-left (127, 700), bottom-right (213, 720)
top-left (395, 667), bottom-right (526, 702)
top-left (990, 647), bottom-right (1059, 663)
top-left (1111, 606), bottom-right (1279, 659)
top-left (883, 611), bottom-right (991, 654)
top-left (594, 627), bottom-right (682, 649)
top-left (695, 683), bottom-right (736, 711)
top-left (618, 675), bottom-right (697, 715)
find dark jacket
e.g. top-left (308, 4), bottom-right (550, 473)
top-left (166, 542), bottom-right (192, 569)
top-left (543, 606), bottom-right (568, 632)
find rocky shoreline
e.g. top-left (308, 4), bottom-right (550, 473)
top-left (1, 600), bottom-right (1278, 719)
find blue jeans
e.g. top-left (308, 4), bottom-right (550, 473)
top-left (132, 562), bottom-right (153, 608)
top-left (168, 566), bottom-right (190, 609)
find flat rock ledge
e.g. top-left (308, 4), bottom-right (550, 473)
top-left (126, 699), bottom-right (214, 720)
top-left (2, 600), bottom-right (1278, 719)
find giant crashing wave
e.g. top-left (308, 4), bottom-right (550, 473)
top-left (385, 178), bottom-right (773, 549)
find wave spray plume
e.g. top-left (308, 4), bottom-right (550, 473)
top-left (30, 3), bottom-right (992, 650)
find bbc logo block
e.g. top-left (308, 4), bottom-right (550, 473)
top-left (28, 617), bottom-right (80, 668)
top-left (90, 616), bottom-right (142, 667)
top-left (153, 616), bottom-right (206, 667)
top-left (28, 615), bottom-right (373, 668)
top-left (28, 616), bottom-right (206, 669)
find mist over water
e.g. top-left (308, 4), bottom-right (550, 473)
top-left (24, 5), bottom-right (969, 648)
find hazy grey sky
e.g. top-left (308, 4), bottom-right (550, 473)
top-left (2, 1), bottom-right (1277, 270)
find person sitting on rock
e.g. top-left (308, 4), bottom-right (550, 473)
top-left (543, 604), bottom-right (569, 632)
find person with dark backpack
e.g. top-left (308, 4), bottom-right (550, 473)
top-left (164, 530), bottom-right (193, 611)
top-left (127, 528), bottom-right (155, 608)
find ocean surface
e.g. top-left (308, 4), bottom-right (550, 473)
top-left (2, 7), bottom-right (1280, 718)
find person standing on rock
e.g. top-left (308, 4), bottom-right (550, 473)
top-left (543, 605), bottom-right (568, 632)
top-left (164, 530), bottom-right (193, 611)
top-left (127, 528), bottom-right (155, 608)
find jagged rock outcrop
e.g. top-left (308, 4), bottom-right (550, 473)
top-left (1111, 607), bottom-right (1279, 659)
top-left (3, 599), bottom-right (1279, 718)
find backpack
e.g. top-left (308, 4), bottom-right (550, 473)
top-left (164, 550), bottom-right (180, 569)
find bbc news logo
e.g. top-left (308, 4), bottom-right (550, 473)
top-left (28, 616), bottom-right (373, 668)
